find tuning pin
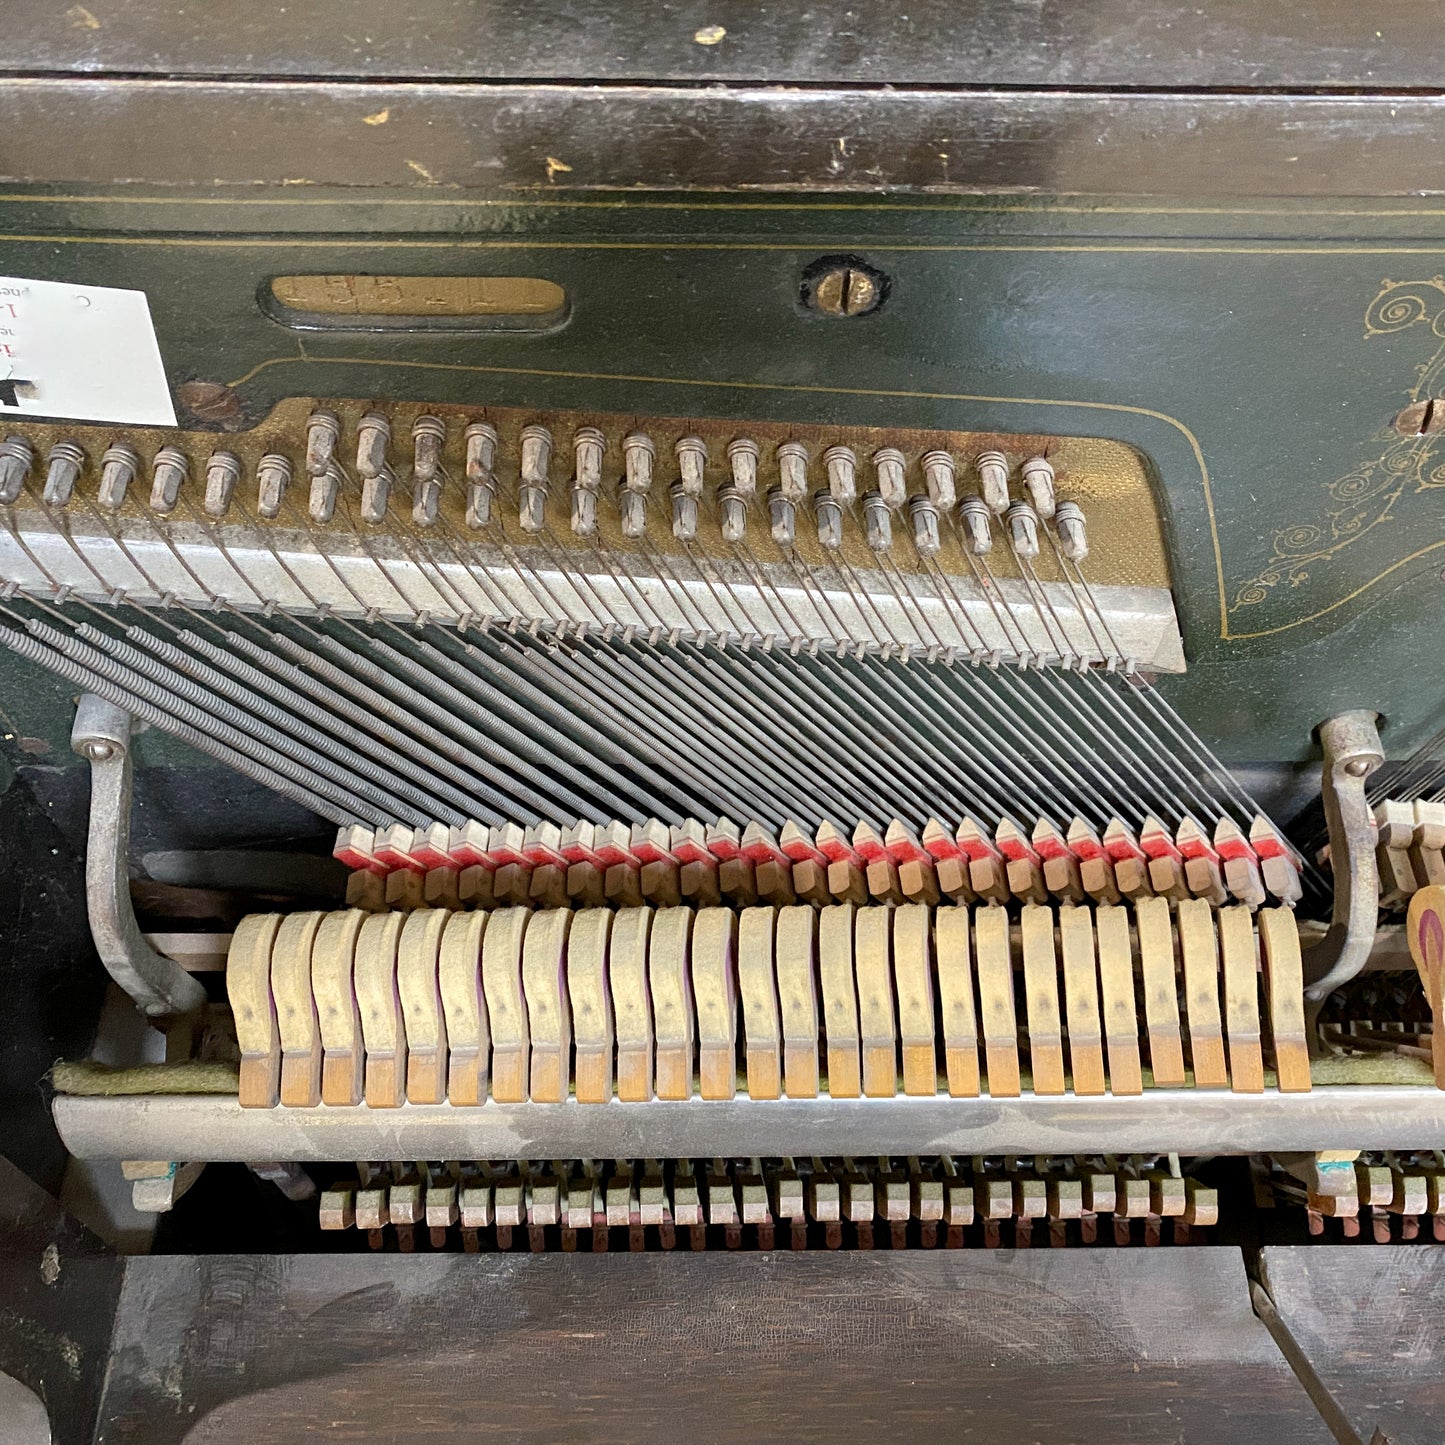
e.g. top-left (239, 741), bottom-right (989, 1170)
top-left (98, 443), bottom-right (140, 510)
top-left (908, 495), bottom-right (941, 555)
top-left (356, 411), bottom-right (390, 480)
top-left (871, 447), bottom-right (908, 511)
top-left (619, 488), bottom-right (647, 538)
top-left (571, 483), bottom-right (599, 537)
top-left (726, 438), bottom-right (760, 498)
top-left (1055, 500), bottom-right (1088, 561)
top-left (309, 461), bottom-right (342, 523)
top-left (675, 436), bottom-right (707, 498)
top-left (623, 432), bottom-right (656, 493)
top-left (464, 421), bottom-right (498, 530)
top-left (516, 423), bottom-right (552, 533)
top-left (305, 408), bottom-right (341, 478)
top-left (203, 451), bottom-right (241, 518)
top-left (256, 452), bottom-right (292, 520)
top-left (518, 483), bottom-right (546, 534)
top-left (465, 420), bottom-right (497, 480)
top-left (718, 484), bottom-right (747, 543)
top-left (958, 496), bottom-right (993, 555)
top-left (1005, 501), bottom-right (1040, 559)
top-left (410, 413), bottom-right (446, 483)
top-left (768, 486), bottom-right (797, 546)
top-left (671, 482), bottom-right (698, 541)
top-left (823, 445), bottom-right (857, 505)
top-left (776, 441), bottom-right (809, 503)
top-left (520, 423), bottom-right (552, 483)
top-left (569, 426), bottom-right (605, 536)
top-left (862, 490), bottom-right (892, 551)
top-left (1022, 456), bottom-right (1056, 520)
top-left (360, 467), bottom-right (390, 524)
top-left (975, 450), bottom-right (1011, 515)
top-left (408, 417), bottom-right (445, 525)
top-left (572, 426), bottom-right (605, 492)
top-left (143, 445), bottom-right (187, 514)
top-left (41, 442), bottom-right (84, 508)
top-left (412, 482), bottom-right (441, 527)
top-left (405, 480), bottom-right (437, 529)
top-left (814, 489), bottom-right (844, 549)
top-left (0, 436), bottom-right (34, 505)
top-left (465, 474), bottom-right (497, 530)
top-left (921, 450), bottom-right (958, 510)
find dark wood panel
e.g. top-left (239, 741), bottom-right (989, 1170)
top-left (4, 80), bottom-right (1445, 198)
top-left (97, 1250), bottom-right (1325, 1443)
top-left (0, 1158), bottom-right (121, 1445)
top-left (0, 0), bottom-right (1434, 89)
top-left (1262, 1244), bottom-right (1445, 1445)
top-left (0, 776), bottom-right (106, 1191)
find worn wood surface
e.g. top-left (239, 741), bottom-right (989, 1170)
top-left (1262, 1244), bottom-right (1445, 1445)
top-left (96, 1250), bottom-right (1326, 1443)
top-left (6, 81), bottom-right (1445, 197)
top-left (0, 0), bottom-right (1435, 88)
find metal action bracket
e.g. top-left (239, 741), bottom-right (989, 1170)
top-left (1302, 710), bottom-right (1383, 1002)
top-left (70, 693), bottom-right (206, 1022)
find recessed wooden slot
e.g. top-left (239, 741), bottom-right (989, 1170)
top-left (265, 274), bottom-right (568, 332)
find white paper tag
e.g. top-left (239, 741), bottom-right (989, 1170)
top-left (0, 276), bottom-right (176, 427)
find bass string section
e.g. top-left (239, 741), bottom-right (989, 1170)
top-left (0, 593), bottom-right (1275, 855)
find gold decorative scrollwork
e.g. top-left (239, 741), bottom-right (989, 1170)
top-left (1231, 277), bottom-right (1445, 612)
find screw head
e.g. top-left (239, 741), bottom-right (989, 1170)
top-left (802, 255), bottom-right (886, 317)
top-left (82, 741), bottom-right (115, 761)
top-left (813, 267), bottom-right (875, 316)
top-left (1394, 398), bottom-right (1445, 435)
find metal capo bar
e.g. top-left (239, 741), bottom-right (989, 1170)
top-left (1304, 710), bottom-right (1383, 1003)
top-left (70, 692), bottom-right (206, 1022)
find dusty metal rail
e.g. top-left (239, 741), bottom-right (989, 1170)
top-left (53, 1087), bottom-right (1445, 1163)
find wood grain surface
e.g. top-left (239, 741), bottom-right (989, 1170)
top-left (97, 1250), bottom-right (1327, 1443)
top-left (1263, 1244), bottom-right (1445, 1445)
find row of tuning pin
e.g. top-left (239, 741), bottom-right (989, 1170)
top-left (334, 810), bottom-right (1302, 913)
top-left (447, 420), bottom-right (1089, 561)
top-left (0, 420), bottom-right (1088, 561)
top-left (0, 430), bottom-right (300, 521)
top-left (0, 418), bottom-right (445, 522)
